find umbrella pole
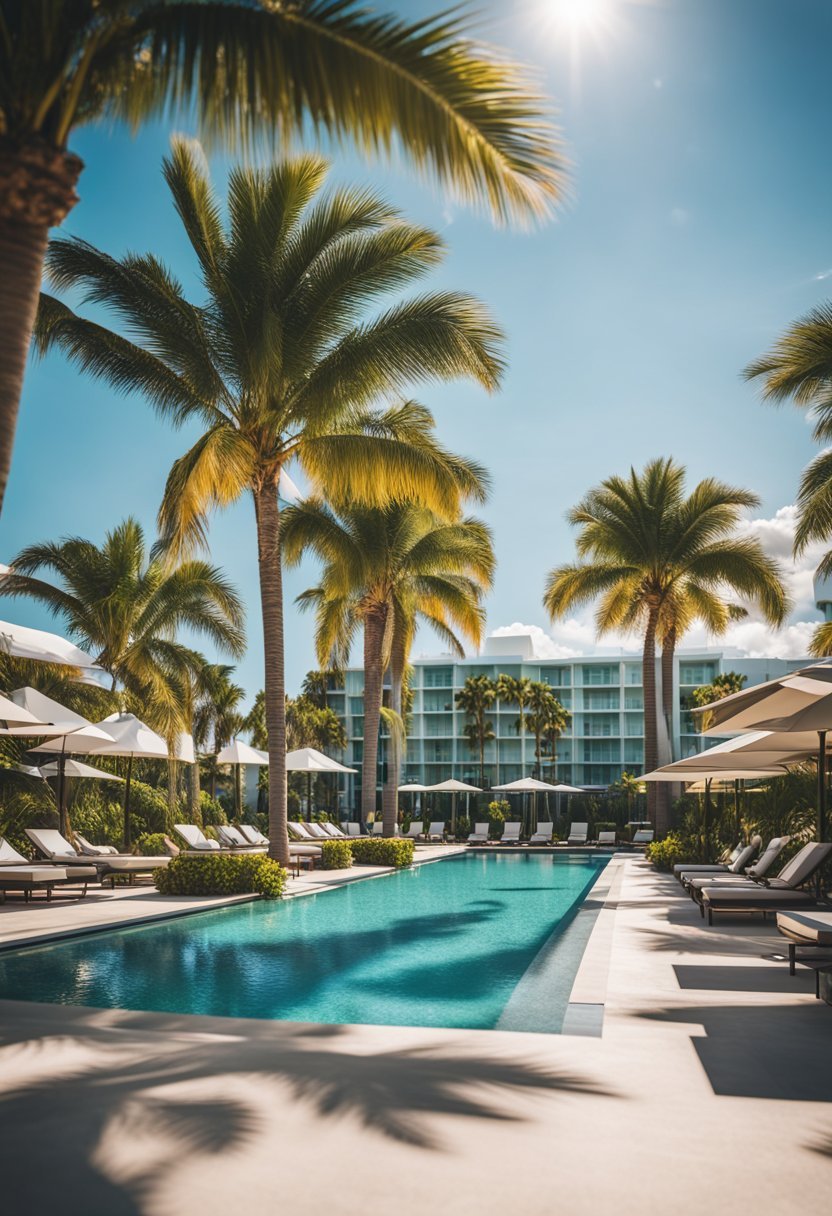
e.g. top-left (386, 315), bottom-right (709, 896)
top-left (308, 772), bottom-right (312, 820)
top-left (124, 755), bottom-right (134, 851)
top-left (703, 779), bottom-right (712, 862)
top-left (58, 740), bottom-right (68, 839)
top-left (734, 779), bottom-right (741, 842)
top-left (818, 730), bottom-right (827, 843)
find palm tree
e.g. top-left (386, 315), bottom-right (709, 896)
top-left (193, 663), bottom-right (246, 807)
top-left (282, 501), bottom-right (493, 833)
top-left (2, 517), bottom-right (244, 741)
top-left (0, 0), bottom-right (565, 517)
top-left (543, 459), bottom-right (788, 833)
top-left (495, 673), bottom-right (533, 777)
top-left (522, 681), bottom-right (561, 778)
top-left (33, 146), bottom-right (504, 865)
top-left (690, 671), bottom-right (747, 734)
top-left (455, 675), bottom-right (497, 789)
top-left (745, 305), bottom-right (832, 656)
top-left (539, 694), bottom-right (571, 782)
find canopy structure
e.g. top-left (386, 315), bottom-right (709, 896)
top-left (3, 687), bottom-right (114, 834)
top-left (33, 713), bottom-right (170, 848)
top-left (39, 758), bottom-right (124, 782)
top-left (285, 747), bottom-right (356, 819)
top-left (397, 782), bottom-right (428, 792)
top-left (491, 776), bottom-right (574, 834)
top-left (216, 739), bottom-right (269, 766)
top-left (0, 618), bottom-right (104, 680)
top-left (425, 778), bottom-right (481, 833)
top-left (0, 691), bottom-right (52, 730)
top-left (694, 661), bottom-right (832, 840)
top-left (176, 732), bottom-right (196, 764)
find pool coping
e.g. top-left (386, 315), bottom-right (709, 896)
top-left (561, 853), bottom-right (626, 1037)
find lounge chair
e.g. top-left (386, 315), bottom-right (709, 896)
top-left (467, 822), bottom-right (489, 844)
top-left (700, 842), bottom-right (832, 924)
top-left (529, 823), bottom-right (553, 845)
top-left (597, 830), bottom-right (617, 848)
top-left (0, 838), bottom-right (92, 902)
top-left (73, 833), bottom-right (120, 857)
top-left (174, 824), bottom-right (221, 851)
top-left (302, 821), bottom-right (330, 839)
top-left (424, 821), bottom-right (446, 841)
top-left (499, 822), bottom-right (522, 845)
top-left (28, 828), bottom-right (170, 882)
top-left (216, 825), bottom-right (266, 852)
top-left (319, 822), bottom-right (345, 838)
top-left (673, 840), bottom-right (747, 881)
top-left (238, 824), bottom-right (269, 847)
top-left (776, 910), bottom-right (832, 991)
top-left (346, 823), bottom-right (363, 837)
top-left (677, 837), bottom-right (762, 887)
top-left (288, 821), bottom-right (317, 842)
top-left (567, 822), bottom-right (588, 846)
top-left (685, 837), bottom-right (790, 899)
top-left (406, 821), bottom-right (425, 839)
top-left (372, 821), bottom-right (384, 836)
top-left (631, 829), bottom-right (654, 848)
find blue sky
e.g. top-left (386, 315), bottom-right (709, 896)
top-left (2, 0), bottom-right (831, 702)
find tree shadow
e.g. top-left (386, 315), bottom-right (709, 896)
top-left (0, 1001), bottom-right (616, 1212)
top-left (640, 1003), bottom-right (832, 1101)
top-left (672, 964), bottom-right (816, 994)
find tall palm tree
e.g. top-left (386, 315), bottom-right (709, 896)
top-left (2, 517), bottom-right (244, 741)
top-left (282, 501), bottom-right (493, 833)
top-left (543, 459), bottom-right (788, 833)
top-left (522, 681), bottom-right (560, 778)
top-left (0, 0), bottom-right (565, 517)
top-left (745, 304), bottom-right (832, 656)
top-left (33, 146), bottom-right (504, 865)
top-left (193, 663), bottom-right (246, 806)
top-left (495, 673), bottom-right (533, 777)
top-left (536, 690), bottom-right (571, 781)
top-left (455, 674), bottom-right (497, 789)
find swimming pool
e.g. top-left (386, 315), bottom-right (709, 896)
top-left (0, 852), bottom-right (609, 1032)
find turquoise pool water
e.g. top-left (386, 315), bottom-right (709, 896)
top-left (0, 853), bottom-right (608, 1031)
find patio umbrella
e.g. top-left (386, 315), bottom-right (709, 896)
top-left (39, 758), bottom-right (125, 782)
top-left (425, 778), bottom-right (481, 833)
top-left (643, 763), bottom-right (790, 846)
top-left (492, 776), bottom-right (564, 834)
top-left (33, 713), bottom-right (171, 849)
top-left (0, 618), bottom-right (104, 680)
top-left (694, 661), bottom-right (832, 840)
top-left (0, 691), bottom-right (52, 729)
top-left (2, 687), bottom-right (113, 834)
top-left (215, 738), bottom-right (269, 818)
top-left (285, 747), bottom-right (357, 819)
top-left (398, 781), bottom-right (427, 822)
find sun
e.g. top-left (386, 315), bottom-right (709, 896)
top-left (548, 0), bottom-right (615, 33)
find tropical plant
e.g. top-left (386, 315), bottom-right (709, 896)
top-left (192, 662), bottom-right (245, 814)
top-left (608, 770), bottom-right (645, 820)
top-left (540, 696), bottom-right (571, 782)
top-left (0, 0), bottom-right (565, 517)
top-left (690, 671), bottom-right (747, 733)
top-left (2, 517), bottom-right (244, 741)
top-left (455, 675), bottom-right (497, 789)
top-left (495, 673), bottom-right (533, 777)
top-left (543, 459), bottom-right (788, 833)
top-left (33, 146), bottom-right (504, 864)
top-left (283, 501), bottom-right (493, 832)
top-left (521, 680), bottom-right (569, 779)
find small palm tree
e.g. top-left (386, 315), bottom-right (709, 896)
top-left (690, 671), bottom-right (747, 735)
top-left (495, 673), bottom-right (533, 776)
top-left (522, 681), bottom-right (564, 778)
top-left (193, 663), bottom-right (246, 808)
top-left (543, 459), bottom-right (788, 832)
top-left (0, 0), bottom-right (565, 516)
top-left (539, 695), bottom-right (571, 782)
top-left (34, 146), bottom-right (504, 864)
top-left (282, 501), bottom-right (493, 832)
top-left (2, 517), bottom-right (244, 741)
top-left (455, 675), bottom-right (497, 789)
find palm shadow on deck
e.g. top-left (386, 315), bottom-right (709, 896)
top-left (0, 999), bottom-right (617, 1215)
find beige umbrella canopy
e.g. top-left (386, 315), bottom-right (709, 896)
top-left (285, 747), bottom-right (357, 819)
top-left (425, 778), bottom-right (481, 832)
top-left (0, 691), bottom-right (52, 729)
top-left (0, 618), bottom-right (104, 681)
top-left (39, 758), bottom-right (125, 781)
top-left (216, 739), bottom-right (269, 766)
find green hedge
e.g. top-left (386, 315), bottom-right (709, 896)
top-left (349, 838), bottom-right (414, 869)
top-left (646, 834), bottom-right (690, 872)
top-left (155, 854), bottom-right (287, 898)
top-left (320, 839), bottom-right (354, 870)
top-left (134, 832), bottom-right (169, 857)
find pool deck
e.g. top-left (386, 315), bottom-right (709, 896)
top-left (0, 854), bottom-right (830, 1214)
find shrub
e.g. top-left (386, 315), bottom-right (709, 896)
top-left (199, 791), bottom-right (228, 826)
top-left (646, 833), bottom-right (691, 872)
top-left (349, 838), bottom-right (414, 869)
top-left (454, 815), bottom-right (471, 838)
top-left (134, 832), bottom-right (169, 857)
top-left (155, 853), bottom-right (287, 898)
top-left (320, 839), bottom-right (353, 870)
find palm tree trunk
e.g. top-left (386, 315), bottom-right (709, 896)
top-left (361, 607), bottom-right (387, 824)
top-left (658, 625), bottom-right (677, 834)
top-left (643, 606), bottom-right (662, 833)
top-left (189, 757), bottom-right (202, 825)
top-left (381, 653), bottom-right (404, 837)
top-left (253, 479), bottom-right (289, 866)
top-left (0, 140), bottom-right (83, 514)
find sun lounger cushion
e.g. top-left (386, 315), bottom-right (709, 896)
top-left (776, 910), bottom-right (832, 945)
top-left (74, 834), bottom-right (120, 856)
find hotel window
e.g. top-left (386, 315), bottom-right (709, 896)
top-left (679, 661), bottom-right (717, 686)
top-left (581, 664), bottom-right (617, 686)
top-left (584, 688), bottom-right (620, 711)
top-left (624, 690), bottom-right (643, 710)
top-left (423, 666), bottom-right (454, 688)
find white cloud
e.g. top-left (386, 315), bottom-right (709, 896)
top-left (815, 268), bottom-right (832, 282)
top-left (488, 504), bottom-right (826, 662)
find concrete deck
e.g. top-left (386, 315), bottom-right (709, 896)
top-left (0, 857), bottom-right (830, 1215)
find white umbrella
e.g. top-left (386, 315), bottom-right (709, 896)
top-left (39, 758), bottom-right (124, 782)
top-left (492, 777), bottom-right (565, 834)
top-left (0, 618), bottom-right (104, 678)
top-left (3, 687), bottom-right (114, 834)
top-left (0, 691), bottom-right (52, 729)
top-left (398, 781), bottom-right (428, 792)
top-left (285, 746), bottom-right (357, 819)
top-left (33, 713), bottom-right (170, 848)
top-left (216, 739), bottom-right (269, 766)
top-left (425, 778), bottom-right (481, 833)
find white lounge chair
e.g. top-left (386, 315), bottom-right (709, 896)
top-left (701, 843), bottom-right (832, 924)
top-left (529, 823), bottom-right (553, 845)
top-left (424, 821), bottom-right (446, 841)
top-left (216, 824), bottom-right (265, 851)
top-left (499, 822), bottom-right (522, 845)
top-left (597, 830), bottom-right (617, 847)
top-left (28, 828), bottom-right (170, 881)
top-left (372, 821), bottom-right (384, 835)
top-left (685, 837), bottom-right (790, 898)
top-left (673, 841), bottom-right (745, 880)
top-left (567, 822), bottom-right (588, 846)
top-left (174, 824), bottom-right (221, 851)
top-left (288, 821), bottom-right (317, 841)
top-left (467, 822), bottom-right (489, 844)
top-left (238, 824), bottom-right (269, 847)
top-left (777, 910), bottom-right (832, 990)
top-left (346, 822), bottom-right (362, 837)
top-left (0, 838), bottom-right (92, 901)
top-left (406, 821), bottom-right (425, 839)
top-left (631, 829), bottom-right (654, 848)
